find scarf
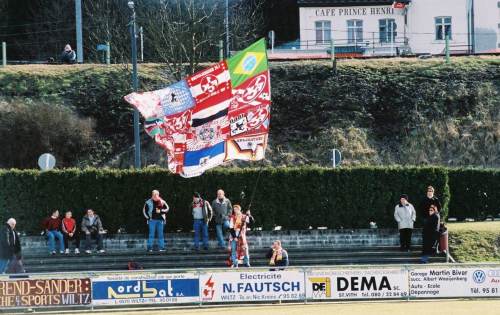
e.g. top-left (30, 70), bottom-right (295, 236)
top-left (269, 248), bottom-right (283, 266)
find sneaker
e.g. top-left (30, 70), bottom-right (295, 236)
top-left (98, 249), bottom-right (105, 253)
top-left (85, 250), bottom-right (92, 254)
top-left (159, 249), bottom-right (166, 252)
top-left (50, 251), bottom-right (56, 255)
top-left (147, 249), bottom-right (153, 253)
top-left (74, 248), bottom-right (80, 254)
top-left (64, 249), bottom-right (69, 254)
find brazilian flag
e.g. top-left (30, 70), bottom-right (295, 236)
top-left (227, 38), bottom-right (268, 89)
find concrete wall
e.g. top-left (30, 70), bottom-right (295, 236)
top-left (22, 229), bottom-right (423, 254)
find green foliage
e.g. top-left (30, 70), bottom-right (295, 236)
top-left (0, 99), bottom-right (95, 168)
top-left (0, 166), bottom-right (451, 235)
top-left (1, 58), bottom-right (499, 167)
top-left (449, 230), bottom-right (500, 262)
top-left (448, 168), bottom-right (500, 219)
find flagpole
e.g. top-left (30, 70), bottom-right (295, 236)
top-left (129, 1), bottom-right (141, 169)
top-left (225, 0), bottom-right (230, 58)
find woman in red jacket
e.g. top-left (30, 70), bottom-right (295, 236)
top-left (62, 211), bottom-right (80, 254)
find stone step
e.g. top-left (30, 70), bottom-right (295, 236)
top-left (22, 256), bottom-right (445, 273)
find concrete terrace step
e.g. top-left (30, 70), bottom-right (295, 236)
top-left (22, 256), bottom-right (446, 273)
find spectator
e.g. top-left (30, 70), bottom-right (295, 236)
top-left (266, 240), bottom-right (289, 270)
top-left (192, 192), bottom-right (213, 251)
top-left (212, 189), bottom-right (232, 249)
top-left (394, 194), bottom-right (416, 252)
top-left (81, 209), bottom-right (105, 254)
top-left (420, 186), bottom-right (442, 222)
top-left (62, 211), bottom-right (80, 254)
top-left (143, 190), bottom-right (169, 252)
top-left (0, 218), bottom-right (21, 274)
top-left (421, 205), bottom-right (441, 263)
top-left (228, 205), bottom-right (254, 268)
top-left (61, 44), bottom-right (76, 64)
top-left (42, 210), bottom-right (65, 255)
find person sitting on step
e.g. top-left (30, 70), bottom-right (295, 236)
top-left (266, 240), bottom-right (289, 270)
top-left (41, 210), bottom-right (65, 255)
top-left (81, 209), bottom-right (105, 254)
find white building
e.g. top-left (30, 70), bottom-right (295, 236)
top-left (297, 0), bottom-right (499, 56)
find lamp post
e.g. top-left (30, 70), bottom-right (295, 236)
top-left (128, 1), bottom-right (141, 169)
top-left (225, 0), bottom-right (230, 57)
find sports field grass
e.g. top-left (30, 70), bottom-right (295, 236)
top-left (447, 221), bottom-right (500, 232)
top-left (67, 300), bottom-right (500, 315)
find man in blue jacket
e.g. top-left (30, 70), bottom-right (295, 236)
top-left (143, 190), bottom-right (170, 252)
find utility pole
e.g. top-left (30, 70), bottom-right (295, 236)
top-left (128, 1), bottom-right (141, 169)
top-left (139, 26), bottom-right (144, 62)
top-left (225, 0), bottom-right (230, 57)
top-left (75, 0), bottom-right (83, 63)
top-left (1, 42), bottom-right (6, 67)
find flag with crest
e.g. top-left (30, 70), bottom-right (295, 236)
top-left (124, 39), bottom-right (271, 177)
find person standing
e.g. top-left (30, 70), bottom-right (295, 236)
top-left (62, 211), bottom-right (80, 254)
top-left (420, 186), bottom-right (442, 222)
top-left (421, 205), bottom-right (441, 263)
top-left (42, 210), bottom-right (65, 255)
top-left (192, 192), bottom-right (213, 250)
top-left (228, 205), bottom-right (254, 268)
top-left (394, 194), bottom-right (416, 251)
top-left (81, 209), bottom-right (105, 254)
top-left (143, 190), bottom-right (169, 252)
top-left (266, 240), bottom-right (289, 270)
top-left (0, 218), bottom-right (21, 274)
top-left (212, 189), bottom-right (232, 249)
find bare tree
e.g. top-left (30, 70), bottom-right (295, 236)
top-left (82, 0), bottom-right (131, 63)
top-left (140, 0), bottom-right (264, 80)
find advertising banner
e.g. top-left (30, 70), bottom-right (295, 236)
top-left (0, 278), bottom-right (91, 308)
top-left (409, 266), bottom-right (500, 298)
top-left (199, 270), bottom-right (305, 302)
top-left (306, 268), bottom-right (409, 300)
top-left (92, 273), bottom-right (199, 305)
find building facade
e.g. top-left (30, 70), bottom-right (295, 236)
top-left (297, 0), bottom-right (499, 56)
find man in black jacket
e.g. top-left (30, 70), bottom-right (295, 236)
top-left (420, 186), bottom-right (442, 222)
top-left (0, 218), bottom-right (21, 274)
top-left (421, 205), bottom-right (440, 263)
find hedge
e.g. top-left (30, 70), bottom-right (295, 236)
top-left (0, 167), bottom-right (451, 235)
top-left (448, 168), bottom-right (500, 220)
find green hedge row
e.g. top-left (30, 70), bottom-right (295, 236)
top-left (448, 168), bottom-right (500, 220)
top-left (0, 167), bottom-right (453, 235)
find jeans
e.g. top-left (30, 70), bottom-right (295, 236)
top-left (63, 232), bottom-right (80, 249)
top-left (84, 231), bottom-right (103, 250)
top-left (193, 219), bottom-right (209, 249)
top-left (0, 258), bottom-right (9, 274)
top-left (147, 219), bottom-right (165, 250)
top-left (47, 230), bottom-right (65, 253)
top-left (230, 239), bottom-right (249, 267)
top-left (215, 220), bottom-right (230, 247)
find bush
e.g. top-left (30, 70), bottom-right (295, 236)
top-left (0, 99), bottom-right (95, 168)
top-left (0, 167), bottom-right (449, 235)
top-left (448, 168), bottom-right (500, 219)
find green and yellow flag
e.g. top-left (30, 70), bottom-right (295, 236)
top-left (227, 38), bottom-right (268, 88)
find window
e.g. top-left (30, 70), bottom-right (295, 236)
top-left (347, 20), bottom-right (363, 44)
top-left (435, 17), bottom-right (452, 40)
top-left (315, 20), bottom-right (331, 44)
top-left (379, 19), bottom-right (397, 43)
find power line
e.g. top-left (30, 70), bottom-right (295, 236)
top-left (0, 20), bottom-right (69, 29)
top-left (0, 28), bottom-right (76, 37)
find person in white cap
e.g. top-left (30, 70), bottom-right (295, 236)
top-left (0, 218), bottom-right (21, 273)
